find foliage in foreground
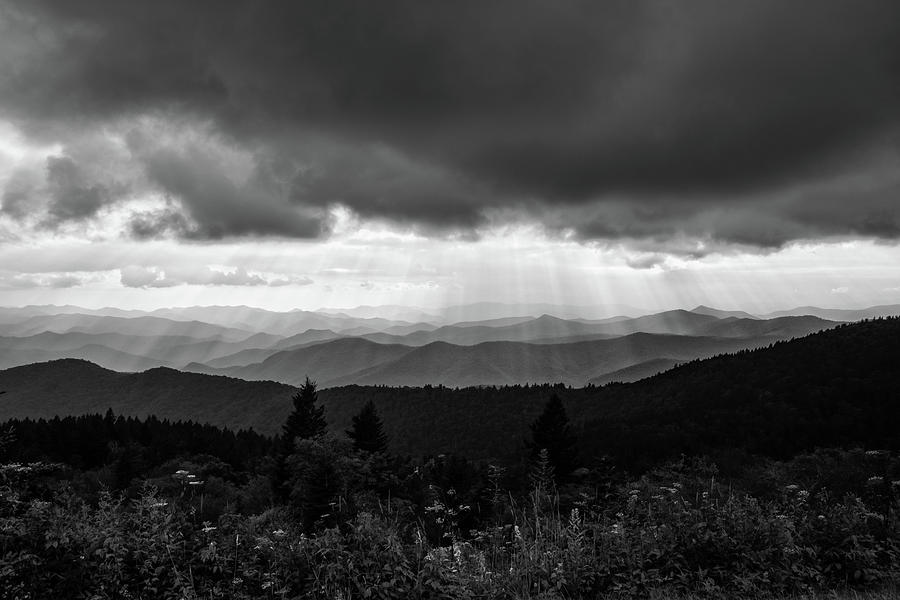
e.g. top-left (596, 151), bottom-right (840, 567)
top-left (2, 455), bottom-right (898, 599)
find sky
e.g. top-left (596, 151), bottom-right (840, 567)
top-left (1, 1), bottom-right (899, 313)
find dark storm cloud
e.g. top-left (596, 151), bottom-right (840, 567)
top-left (128, 138), bottom-right (327, 239)
top-left (43, 155), bottom-right (116, 224)
top-left (1, 0), bottom-right (899, 246)
top-left (2, 154), bottom-right (123, 227)
top-left (0, 169), bottom-right (38, 220)
top-left (287, 141), bottom-right (490, 231)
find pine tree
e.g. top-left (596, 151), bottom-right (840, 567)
top-left (273, 377), bottom-right (328, 500)
top-left (526, 394), bottom-right (579, 482)
top-left (280, 377), bottom-right (328, 453)
top-left (0, 424), bottom-right (14, 461)
top-left (346, 400), bottom-right (389, 454)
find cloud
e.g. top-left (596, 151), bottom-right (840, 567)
top-left (42, 155), bottom-right (115, 224)
top-left (119, 265), bottom-right (313, 288)
top-left (1, 128), bottom-right (135, 230)
top-left (0, 271), bottom-right (86, 289)
top-left (119, 265), bottom-right (175, 289)
top-left (269, 275), bottom-right (314, 287)
top-left (1, 167), bottom-right (42, 219)
top-left (625, 254), bottom-right (667, 270)
top-left (1, 0), bottom-right (899, 248)
top-left (129, 136), bottom-right (328, 239)
top-left (128, 206), bottom-right (192, 240)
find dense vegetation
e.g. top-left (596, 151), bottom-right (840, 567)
top-left (2, 318), bottom-right (899, 598)
top-left (321, 318), bottom-right (900, 467)
top-left (4, 318), bottom-right (898, 466)
top-left (1, 411), bottom-right (272, 475)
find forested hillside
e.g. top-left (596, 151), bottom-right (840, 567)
top-left (3, 318), bottom-right (899, 468)
top-left (0, 360), bottom-right (295, 435)
top-left (581, 317), bottom-right (900, 469)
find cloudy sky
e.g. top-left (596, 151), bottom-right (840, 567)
top-left (1, 0), bottom-right (898, 312)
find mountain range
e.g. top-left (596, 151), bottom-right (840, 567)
top-left (1, 302), bottom-right (897, 387)
top-left (2, 317), bottom-right (897, 464)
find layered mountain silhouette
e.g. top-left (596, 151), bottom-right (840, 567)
top-left (2, 317), bottom-right (898, 465)
top-left (0, 302), bottom-right (888, 387)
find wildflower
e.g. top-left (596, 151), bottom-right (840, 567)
top-left (202, 525), bottom-right (217, 533)
top-left (150, 501), bottom-right (168, 508)
top-left (569, 507), bottom-right (580, 525)
top-left (188, 480), bottom-right (204, 486)
top-left (785, 484), bottom-right (799, 492)
top-left (232, 577), bottom-right (243, 586)
top-left (271, 529), bottom-right (286, 537)
top-left (174, 469), bottom-right (189, 476)
top-left (514, 525), bottom-right (523, 540)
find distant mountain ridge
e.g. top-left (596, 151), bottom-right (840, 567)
top-left (2, 318), bottom-right (897, 465)
top-left (690, 305), bottom-right (758, 320)
top-left (155, 329), bottom-right (821, 387)
top-left (759, 304), bottom-right (900, 321)
top-left (0, 303), bottom-right (845, 384)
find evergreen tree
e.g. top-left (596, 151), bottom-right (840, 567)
top-left (273, 377), bottom-right (328, 500)
top-left (346, 400), bottom-right (389, 454)
top-left (0, 424), bottom-right (14, 461)
top-left (287, 438), bottom-right (344, 531)
top-left (280, 377), bottom-right (328, 453)
top-left (526, 394), bottom-right (579, 482)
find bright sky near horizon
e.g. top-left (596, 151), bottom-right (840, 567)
top-left (1, 2), bottom-right (899, 313)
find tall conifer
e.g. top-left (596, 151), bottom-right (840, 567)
top-left (526, 394), bottom-right (579, 482)
top-left (346, 400), bottom-right (389, 453)
top-left (273, 377), bottom-right (327, 499)
top-left (280, 377), bottom-right (327, 453)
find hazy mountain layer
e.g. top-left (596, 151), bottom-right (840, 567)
top-left (0, 304), bottom-right (847, 384)
top-left (587, 357), bottom-right (682, 385)
top-left (188, 337), bottom-right (416, 387)
top-left (176, 330), bottom-right (809, 388)
top-left (2, 318), bottom-right (897, 465)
